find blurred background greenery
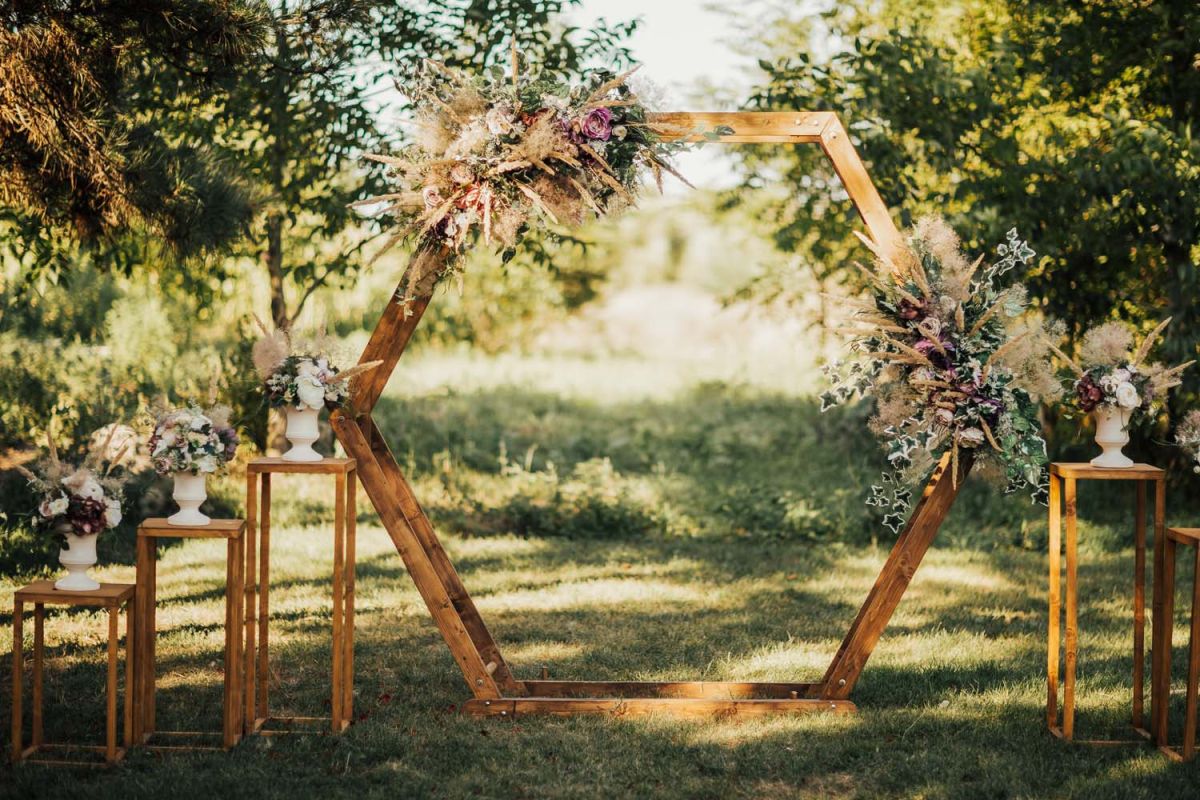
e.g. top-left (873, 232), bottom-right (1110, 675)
top-left (1, 0), bottom-right (1198, 576)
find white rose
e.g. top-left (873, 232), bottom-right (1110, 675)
top-left (1115, 381), bottom-right (1141, 410)
top-left (612, 125), bottom-right (627, 140)
top-left (189, 413), bottom-right (211, 431)
top-left (62, 471), bottom-right (104, 501)
top-left (957, 427), bottom-right (986, 448)
top-left (485, 105), bottom-right (515, 135)
top-left (1113, 367), bottom-right (1132, 383)
top-left (195, 455), bottom-right (219, 474)
top-left (1099, 374), bottom-right (1120, 394)
top-left (104, 499), bottom-right (122, 527)
top-left (40, 495), bottom-right (68, 518)
top-left (296, 376), bottom-right (326, 410)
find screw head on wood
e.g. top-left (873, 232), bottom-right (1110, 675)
top-left (475, 678), bottom-right (483, 686)
top-left (838, 679), bottom-right (846, 687)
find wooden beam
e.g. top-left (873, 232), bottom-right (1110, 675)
top-left (359, 416), bottom-right (523, 695)
top-left (523, 680), bottom-right (819, 699)
top-left (817, 452), bottom-right (972, 699)
top-left (818, 117), bottom-right (906, 264)
top-left (648, 111), bottom-right (835, 143)
top-left (463, 697), bottom-right (856, 719)
top-left (331, 412), bottom-right (502, 699)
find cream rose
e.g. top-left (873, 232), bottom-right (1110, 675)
top-left (1115, 381), bottom-right (1140, 410)
top-left (104, 499), bottom-right (122, 527)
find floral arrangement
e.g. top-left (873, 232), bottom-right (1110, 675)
top-left (357, 59), bottom-right (687, 303)
top-left (252, 322), bottom-right (380, 411)
top-left (822, 217), bottom-right (1059, 532)
top-left (1052, 319), bottom-right (1192, 422)
top-left (1175, 411), bottom-right (1200, 473)
top-left (18, 430), bottom-right (128, 543)
top-left (149, 404), bottom-right (239, 476)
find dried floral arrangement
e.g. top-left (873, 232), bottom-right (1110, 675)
top-left (1051, 319), bottom-right (1193, 422)
top-left (17, 429), bottom-right (128, 544)
top-left (149, 404), bottom-right (239, 476)
top-left (357, 59), bottom-right (687, 304)
top-left (252, 321), bottom-right (381, 411)
top-left (822, 217), bottom-right (1058, 532)
top-left (1175, 410), bottom-right (1200, 473)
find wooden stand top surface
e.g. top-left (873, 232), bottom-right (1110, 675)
top-left (247, 456), bottom-right (356, 475)
top-left (138, 518), bottom-right (246, 539)
top-left (1050, 462), bottom-right (1163, 480)
top-left (1167, 527), bottom-right (1200, 544)
top-left (15, 580), bottom-right (135, 606)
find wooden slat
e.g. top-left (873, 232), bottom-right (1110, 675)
top-left (818, 118), bottom-right (905, 266)
top-left (647, 111), bottom-right (835, 143)
top-left (352, 251), bottom-right (442, 414)
top-left (331, 471), bottom-right (346, 733)
top-left (463, 697), bottom-right (856, 719)
top-left (331, 412), bottom-right (501, 698)
top-left (106, 608), bottom-right (118, 762)
top-left (1063, 477), bottom-right (1079, 740)
top-left (1154, 482), bottom-right (1174, 745)
top-left (818, 452), bottom-right (971, 699)
top-left (523, 680), bottom-right (819, 699)
top-left (15, 581), bottom-right (135, 605)
top-left (1047, 474), bottom-right (1062, 729)
top-left (248, 457), bottom-right (356, 474)
top-left (12, 599), bottom-right (22, 763)
top-left (1184, 544), bottom-right (1200, 759)
top-left (1133, 481), bottom-right (1146, 727)
top-left (139, 518), bottom-right (245, 539)
top-left (343, 470), bottom-right (357, 722)
top-left (32, 603), bottom-right (43, 748)
top-left (359, 417), bottom-right (522, 694)
top-left (1050, 463), bottom-right (1164, 480)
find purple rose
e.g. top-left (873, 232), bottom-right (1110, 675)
top-left (1075, 374), bottom-right (1104, 412)
top-left (578, 107), bottom-right (613, 141)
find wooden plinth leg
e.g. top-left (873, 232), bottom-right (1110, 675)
top-left (1184, 544), bottom-right (1200, 760)
top-left (245, 470), bottom-right (258, 732)
top-left (107, 606), bottom-right (119, 764)
top-left (1157, 534), bottom-right (1177, 745)
top-left (332, 471), bottom-right (346, 732)
top-left (32, 603), bottom-right (43, 748)
top-left (12, 599), bottom-right (23, 763)
top-left (1133, 481), bottom-right (1146, 727)
top-left (124, 597), bottom-right (134, 750)
top-left (258, 474), bottom-right (271, 723)
top-left (223, 535), bottom-right (245, 749)
top-left (1153, 482), bottom-right (1171, 745)
top-left (344, 470), bottom-right (356, 723)
top-left (1063, 477), bottom-right (1078, 740)
top-left (1048, 474), bottom-right (1062, 729)
top-left (139, 537), bottom-right (158, 740)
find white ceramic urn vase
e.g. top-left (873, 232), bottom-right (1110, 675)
top-left (169, 472), bottom-right (210, 526)
top-left (1090, 405), bottom-right (1134, 469)
top-left (56, 531), bottom-right (100, 592)
top-left (283, 407), bottom-right (323, 462)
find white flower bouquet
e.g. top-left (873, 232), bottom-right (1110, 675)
top-left (149, 404), bottom-right (239, 476)
top-left (1175, 410), bottom-right (1200, 473)
top-left (252, 322), bottom-right (379, 412)
top-left (18, 429), bottom-right (128, 542)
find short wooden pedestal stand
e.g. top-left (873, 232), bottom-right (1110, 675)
top-left (1046, 462), bottom-right (1164, 744)
top-left (11, 581), bottom-right (135, 767)
top-left (1155, 527), bottom-right (1200, 761)
top-left (246, 457), bottom-right (357, 735)
top-left (136, 518), bottom-right (248, 751)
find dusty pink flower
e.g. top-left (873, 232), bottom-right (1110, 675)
top-left (578, 107), bottom-right (613, 141)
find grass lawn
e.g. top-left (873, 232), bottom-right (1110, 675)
top-left (4, 298), bottom-right (1200, 799)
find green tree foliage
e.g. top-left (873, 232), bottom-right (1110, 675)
top-left (742, 0), bottom-right (1200, 382)
top-left (0, 1), bottom-right (269, 269)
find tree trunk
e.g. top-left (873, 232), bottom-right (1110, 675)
top-left (266, 212), bottom-right (287, 328)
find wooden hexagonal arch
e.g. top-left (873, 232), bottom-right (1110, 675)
top-left (330, 112), bottom-right (971, 718)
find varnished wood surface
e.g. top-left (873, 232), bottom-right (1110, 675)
top-left (1050, 463), bottom-right (1164, 480)
top-left (463, 697), bottom-right (857, 719)
top-left (1168, 527), bottom-right (1200, 544)
top-left (648, 111), bottom-right (835, 143)
top-left (15, 581), bottom-right (134, 606)
top-left (248, 457), bottom-right (356, 474)
top-left (139, 518), bottom-right (246, 539)
top-left (523, 680), bottom-right (819, 699)
top-left (819, 452), bottom-right (972, 699)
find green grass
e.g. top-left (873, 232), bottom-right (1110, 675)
top-left (4, 335), bottom-right (1200, 798)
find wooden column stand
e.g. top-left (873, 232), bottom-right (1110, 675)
top-left (328, 111), bottom-right (975, 718)
top-left (11, 581), bottom-right (135, 767)
top-left (245, 457), bottom-right (357, 735)
top-left (1154, 527), bottom-right (1200, 761)
top-left (1046, 462), bottom-right (1164, 744)
top-left (136, 518), bottom-right (247, 751)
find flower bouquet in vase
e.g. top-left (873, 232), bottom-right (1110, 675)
top-left (18, 429), bottom-right (129, 591)
top-left (1174, 411), bottom-right (1200, 474)
top-left (1054, 319), bottom-right (1193, 469)
top-left (150, 404), bottom-right (239, 525)
top-left (253, 322), bottom-right (380, 462)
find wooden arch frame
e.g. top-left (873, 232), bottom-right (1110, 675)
top-left (330, 112), bottom-right (969, 718)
